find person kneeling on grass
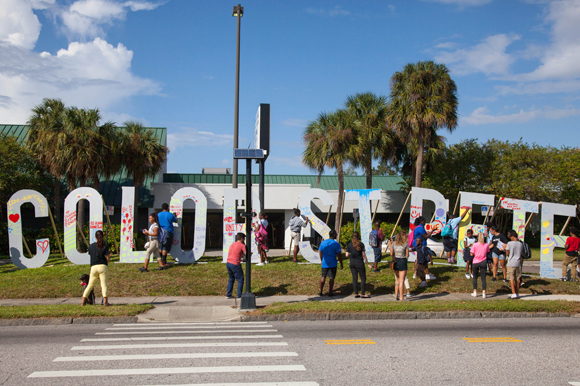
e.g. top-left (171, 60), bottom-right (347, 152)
top-left (505, 229), bottom-right (522, 299)
top-left (415, 237), bottom-right (431, 288)
top-left (318, 230), bottom-right (343, 296)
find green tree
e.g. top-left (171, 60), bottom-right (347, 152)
top-left (120, 121), bottom-right (168, 228)
top-left (303, 110), bottom-right (356, 233)
top-left (389, 61), bottom-right (458, 187)
top-left (345, 92), bottom-right (392, 189)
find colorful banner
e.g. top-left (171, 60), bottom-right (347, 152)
top-left (345, 189), bottom-right (381, 261)
top-left (298, 188), bottom-right (334, 264)
top-left (170, 187), bottom-right (207, 263)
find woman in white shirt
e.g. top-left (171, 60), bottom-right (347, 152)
top-left (139, 213), bottom-right (164, 272)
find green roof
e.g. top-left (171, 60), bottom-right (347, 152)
top-left (163, 174), bottom-right (405, 191)
top-left (1, 124), bottom-right (167, 207)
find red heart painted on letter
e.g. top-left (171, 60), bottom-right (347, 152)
top-left (8, 214), bottom-right (19, 223)
top-left (37, 240), bottom-right (49, 253)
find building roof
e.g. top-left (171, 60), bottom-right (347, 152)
top-left (1, 124), bottom-right (167, 207)
top-left (163, 173), bottom-right (405, 191)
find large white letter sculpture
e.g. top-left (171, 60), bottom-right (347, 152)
top-left (457, 192), bottom-right (495, 267)
top-left (345, 189), bottom-right (381, 261)
top-left (7, 190), bottom-right (50, 269)
top-left (64, 187), bottom-right (103, 265)
top-left (499, 198), bottom-right (539, 240)
top-left (298, 188), bottom-right (334, 264)
top-left (169, 187), bottom-right (207, 263)
top-left (409, 187), bottom-right (448, 262)
top-left (540, 202), bottom-right (576, 279)
top-left (119, 186), bottom-right (147, 263)
top-left (222, 188), bottom-right (261, 263)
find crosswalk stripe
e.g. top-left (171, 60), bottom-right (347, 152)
top-left (106, 325), bottom-right (272, 330)
top-left (112, 322), bottom-right (270, 326)
top-left (54, 352), bottom-right (298, 362)
top-left (82, 335), bottom-right (284, 342)
top-left (462, 337), bottom-right (521, 342)
top-left (72, 342), bottom-right (288, 350)
top-left (135, 383), bottom-right (319, 386)
top-left (28, 365), bottom-right (307, 378)
top-left (96, 329), bottom-right (277, 335)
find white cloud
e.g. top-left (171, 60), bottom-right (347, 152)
top-left (0, 0), bottom-right (52, 49)
top-left (435, 34), bottom-right (520, 76)
top-left (497, 79), bottom-right (580, 95)
top-left (421, 0), bottom-right (493, 7)
top-left (267, 156), bottom-right (308, 170)
top-left (102, 111), bottom-right (150, 126)
top-left (305, 5), bottom-right (350, 17)
top-left (61, 0), bottom-right (161, 39)
top-left (221, 159), bottom-right (229, 166)
top-left (388, 4), bottom-right (396, 13)
top-left (461, 106), bottom-right (580, 125)
top-left (167, 129), bottom-right (234, 151)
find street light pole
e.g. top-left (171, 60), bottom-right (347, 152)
top-left (232, 4), bottom-right (243, 189)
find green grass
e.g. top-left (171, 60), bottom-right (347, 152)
top-left (0, 249), bottom-right (577, 299)
top-left (254, 300), bottom-right (580, 315)
top-left (0, 303), bottom-right (154, 319)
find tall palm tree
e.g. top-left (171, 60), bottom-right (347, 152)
top-left (120, 121), bottom-right (168, 229)
top-left (303, 110), bottom-right (355, 233)
top-left (27, 98), bottom-right (67, 220)
top-left (345, 92), bottom-right (392, 189)
top-left (389, 61), bottom-right (458, 187)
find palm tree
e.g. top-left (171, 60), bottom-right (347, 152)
top-left (303, 110), bottom-right (355, 233)
top-left (27, 98), bottom-right (67, 220)
top-left (389, 61), bottom-right (458, 187)
top-left (120, 121), bottom-right (168, 229)
top-left (345, 92), bottom-right (392, 189)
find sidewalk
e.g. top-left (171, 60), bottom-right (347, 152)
top-left (2, 293), bottom-right (580, 323)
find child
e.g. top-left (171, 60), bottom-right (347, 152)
top-left (505, 230), bottom-right (522, 299)
top-left (562, 227), bottom-right (580, 282)
top-left (79, 274), bottom-right (95, 305)
top-left (415, 237), bottom-right (432, 288)
top-left (463, 229), bottom-right (477, 279)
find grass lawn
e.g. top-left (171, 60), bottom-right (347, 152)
top-left (0, 304), bottom-right (154, 319)
top-left (252, 300), bottom-right (580, 315)
top-left (0, 248), bottom-right (578, 299)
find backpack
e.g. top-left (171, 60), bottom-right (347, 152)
top-left (520, 240), bottom-right (532, 260)
top-left (158, 226), bottom-right (167, 244)
top-left (441, 222), bottom-right (454, 237)
top-left (369, 230), bottom-right (378, 248)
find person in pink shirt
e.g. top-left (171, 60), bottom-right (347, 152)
top-left (226, 233), bottom-right (246, 299)
top-left (470, 232), bottom-right (490, 299)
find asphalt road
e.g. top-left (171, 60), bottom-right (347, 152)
top-left (1, 318), bottom-right (580, 386)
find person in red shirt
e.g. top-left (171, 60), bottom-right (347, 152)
top-left (562, 227), bottom-right (580, 282)
top-left (226, 233), bottom-right (246, 298)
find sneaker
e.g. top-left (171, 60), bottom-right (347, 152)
top-left (265, 261), bottom-right (269, 264)
top-left (392, 294), bottom-right (397, 297)
top-left (256, 263), bottom-right (264, 266)
top-left (510, 294), bottom-right (519, 299)
top-left (487, 272), bottom-right (492, 276)
top-left (405, 293), bottom-right (412, 298)
top-left (465, 273), bottom-right (471, 279)
top-left (503, 279), bottom-right (508, 283)
top-left (470, 274), bottom-right (474, 279)
top-left (139, 267), bottom-right (148, 272)
top-left (155, 267), bottom-right (166, 271)
top-left (225, 295), bottom-right (234, 299)
top-left (373, 269), bottom-right (380, 272)
top-left (482, 293), bottom-right (487, 299)
top-left (471, 292), bottom-right (477, 298)
top-left (491, 277), bottom-right (497, 282)
top-left (427, 274), bottom-right (436, 280)
top-left (419, 281), bottom-right (427, 288)
top-left (413, 273), bottom-right (417, 279)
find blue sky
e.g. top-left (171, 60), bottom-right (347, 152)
top-left (1, 0), bottom-right (579, 175)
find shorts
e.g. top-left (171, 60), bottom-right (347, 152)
top-left (321, 267), bottom-right (337, 279)
top-left (566, 251), bottom-right (579, 257)
top-left (506, 266), bottom-right (521, 281)
top-left (492, 252), bottom-right (506, 261)
top-left (463, 247), bottom-right (473, 262)
top-left (443, 237), bottom-right (458, 252)
top-left (373, 247), bottom-right (382, 263)
top-left (394, 258), bottom-right (408, 271)
top-left (291, 231), bottom-right (300, 244)
top-left (160, 231), bottom-right (174, 252)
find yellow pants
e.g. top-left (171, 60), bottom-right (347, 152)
top-left (83, 264), bottom-right (108, 298)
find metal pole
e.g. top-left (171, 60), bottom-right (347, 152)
top-left (259, 160), bottom-right (264, 213)
top-left (232, 6), bottom-right (241, 189)
top-left (240, 158), bottom-right (256, 310)
top-left (391, 191), bottom-right (412, 239)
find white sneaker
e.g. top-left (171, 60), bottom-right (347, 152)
top-left (470, 274), bottom-right (474, 279)
top-left (413, 273), bottom-right (417, 279)
top-left (510, 294), bottom-right (519, 299)
top-left (471, 292), bottom-right (477, 298)
top-left (265, 261), bottom-right (269, 264)
top-left (482, 293), bottom-right (486, 299)
top-left (427, 274), bottom-right (436, 280)
top-left (465, 273), bottom-right (470, 279)
top-left (419, 281), bottom-right (427, 288)
top-left (256, 263), bottom-right (264, 266)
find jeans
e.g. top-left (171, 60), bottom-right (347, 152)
top-left (350, 262), bottom-right (366, 294)
top-left (226, 263), bottom-right (244, 298)
top-left (472, 261), bottom-right (487, 291)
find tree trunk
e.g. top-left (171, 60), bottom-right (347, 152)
top-left (415, 126), bottom-right (425, 187)
top-left (365, 154), bottom-right (372, 189)
top-left (335, 163), bottom-right (344, 237)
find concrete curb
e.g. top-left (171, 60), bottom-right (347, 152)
top-left (241, 311), bottom-right (571, 321)
top-left (0, 316), bottom-right (138, 326)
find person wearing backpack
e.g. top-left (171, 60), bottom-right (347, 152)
top-left (370, 221), bottom-right (384, 272)
top-left (442, 209), bottom-right (468, 264)
top-left (157, 203), bottom-right (178, 266)
top-left (505, 230), bottom-right (523, 299)
top-left (139, 213), bottom-right (166, 272)
top-left (562, 227), bottom-right (580, 282)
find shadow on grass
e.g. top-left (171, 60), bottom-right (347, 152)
top-left (255, 284), bottom-right (291, 296)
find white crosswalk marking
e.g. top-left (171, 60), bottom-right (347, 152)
top-left (27, 321), bottom-right (319, 385)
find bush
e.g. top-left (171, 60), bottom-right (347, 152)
top-left (339, 221), bottom-right (404, 248)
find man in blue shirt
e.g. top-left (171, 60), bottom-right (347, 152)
top-left (443, 209), bottom-right (468, 264)
top-left (157, 203), bottom-right (178, 266)
top-left (318, 229), bottom-right (343, 296)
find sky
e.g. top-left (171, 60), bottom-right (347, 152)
top-left (1, 0), bottom-right (580, 176)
